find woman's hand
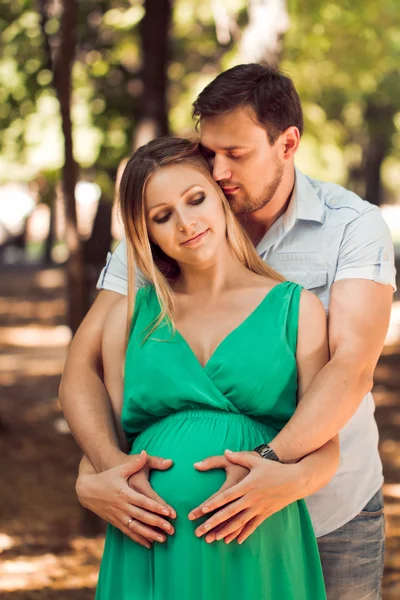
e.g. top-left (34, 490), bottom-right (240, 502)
top-left (76, 450), bottom-right (176, 549)
top-left (189, 450), bottom-right (300, 544)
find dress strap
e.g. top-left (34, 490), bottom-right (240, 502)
top-left (129, 284), bottom-right (153, 339)
top-left (285, 281), bottom-right (303, 354)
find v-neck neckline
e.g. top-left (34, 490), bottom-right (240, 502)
top-left (173, 281), bottom-right (289, 370)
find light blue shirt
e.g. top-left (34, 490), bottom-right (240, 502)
top-left (97, 167), bottom-right (396, 537)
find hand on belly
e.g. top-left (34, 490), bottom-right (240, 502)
top-left (149, 452), bottom-right (227, 514)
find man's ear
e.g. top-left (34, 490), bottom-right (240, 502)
top-left (281, 126), bottom-right (300, 160)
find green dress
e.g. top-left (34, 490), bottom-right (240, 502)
top-left (96, 281), bottom-right (326, 600)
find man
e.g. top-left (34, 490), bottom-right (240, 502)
top-left (60, 64), bottom-right (395, 599)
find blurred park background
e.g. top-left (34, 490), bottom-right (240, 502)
top-left (0, 0), bottom-right (399, 597)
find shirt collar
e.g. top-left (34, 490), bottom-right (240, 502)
top-left (256, 167), bottom-right (325, 255)
top-left (290, 167), bottom-right (325, 226)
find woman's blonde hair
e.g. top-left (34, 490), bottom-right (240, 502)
top-left (118, 136), bottom-right (285, 340)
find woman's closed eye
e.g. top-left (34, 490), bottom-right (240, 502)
top-left (189, 193), bottom-right (206, 206)
top-left (153, 193), bottom-right (206, 225)
top-left (153, 211), bottom-right (172, 224)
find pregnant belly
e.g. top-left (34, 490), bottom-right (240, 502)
top-left (129, 409), bottom-right (274, 514)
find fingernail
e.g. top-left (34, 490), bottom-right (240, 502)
top-left (156, 535), bottom-right (164, 542)
top-left (162, 509), bottom-right (169, 515)
top-left (194, 461), bottom-right (203, 466)
top-left (216, 534), bottom-right (223, 540)
top-left (188, 513), bottom-right (195, 520)
top-left (238, 539), bottom-right (243, 545)
top-left (202, 506), bottom-right (209, 514)
top-left (225, 449), bottom-right (233, 454)
top-left (204, 523), bottom-right (211, 530)
top-left (162, 523), bottom-right (171, 530)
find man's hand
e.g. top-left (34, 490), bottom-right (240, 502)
top-left (76, 450), bottom-right (176, 549)
top-left (189, 449), bottom-right (301, 545)
top-left (189, 451), bottom-right (249, 512)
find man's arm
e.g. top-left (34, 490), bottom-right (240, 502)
top-left (269, 279), bottom-right (393, 463)
top-left (59, 290), bottom-right (128, 472)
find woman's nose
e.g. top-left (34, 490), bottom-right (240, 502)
top-left (177, 211), bottom-right (197, 232)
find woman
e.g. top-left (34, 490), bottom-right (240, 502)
top-left (95, 137), bottom-right (338, 599)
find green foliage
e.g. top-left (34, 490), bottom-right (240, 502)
top-left (0, 0), bottom-right (399, 202)
top-left (283, 0), bottom-right (400, 195)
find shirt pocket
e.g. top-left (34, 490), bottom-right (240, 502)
top-left (282, 270), bottom-right (327, 291)
top-left (285, 270), bottom-right (329, 311)
top-left (267, 253), bottom-right (329, 306)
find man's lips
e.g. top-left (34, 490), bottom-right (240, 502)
top-left (221, 186), bottom-right (240, 194)
top-left (180, 229), bottom-right (209, 247)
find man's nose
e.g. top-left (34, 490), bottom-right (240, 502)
top-left (212, 155), bottom-right (232, 182)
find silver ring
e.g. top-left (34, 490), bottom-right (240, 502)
top-left (127, 518), bottom-right (133, 527)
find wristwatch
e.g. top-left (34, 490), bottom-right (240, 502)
top-left (253, 443), bottom-right (283, 463)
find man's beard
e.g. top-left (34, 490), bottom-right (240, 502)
top-left (228, 163), bottom-right (284, 215)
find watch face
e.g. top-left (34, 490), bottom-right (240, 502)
top-left (261, 448), bottom-right (273, 459)
top-left (255, 444), bottom-right (281, 462)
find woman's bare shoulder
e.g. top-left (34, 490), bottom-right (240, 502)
top-left (297, 289), bottom-right (328, 354)
top-left (298, 288), bottom-right (326, 321)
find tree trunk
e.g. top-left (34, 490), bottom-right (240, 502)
top-left (43, 202), bottom-right (55, 265)
top-left (52, 0), bottom-right (86, 333)
top-left (362, 100), bottom-right (395, 207)
top-left (363, 142), bottom-right (387, 207)
top-left (38, 0), bottom-right (105, 537)
top-left (133, 0), bottom-right (172, 149)
top-left (84, 200), bottom-right (113, 305)
top-left (38, 1), bottom-right (55, 266)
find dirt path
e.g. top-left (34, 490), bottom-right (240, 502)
top-left (0, 265), bottom-right (399, 598)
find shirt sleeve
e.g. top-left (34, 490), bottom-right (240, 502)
top-left (334, 206), bottom-right (397, 291)
top-left (96, 238), bottom-right (149, 295)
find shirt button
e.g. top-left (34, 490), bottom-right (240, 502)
top-left (384, 252), bottom-right (389, 261)
top-left (330, 199), bottom-right (338, 206)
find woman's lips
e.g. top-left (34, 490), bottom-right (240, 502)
top-left (181, 229), bottom-right (209, 247)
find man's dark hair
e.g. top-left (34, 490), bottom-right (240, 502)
top-left (192, 63), bottom-right (303, 145)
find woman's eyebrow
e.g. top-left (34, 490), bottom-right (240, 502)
top-left (180, 184), bottom-right (203, 197)
top-left (147, 202), bottom-right (168, 213)
top-left (147, 185), bottom-right (204, 213)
